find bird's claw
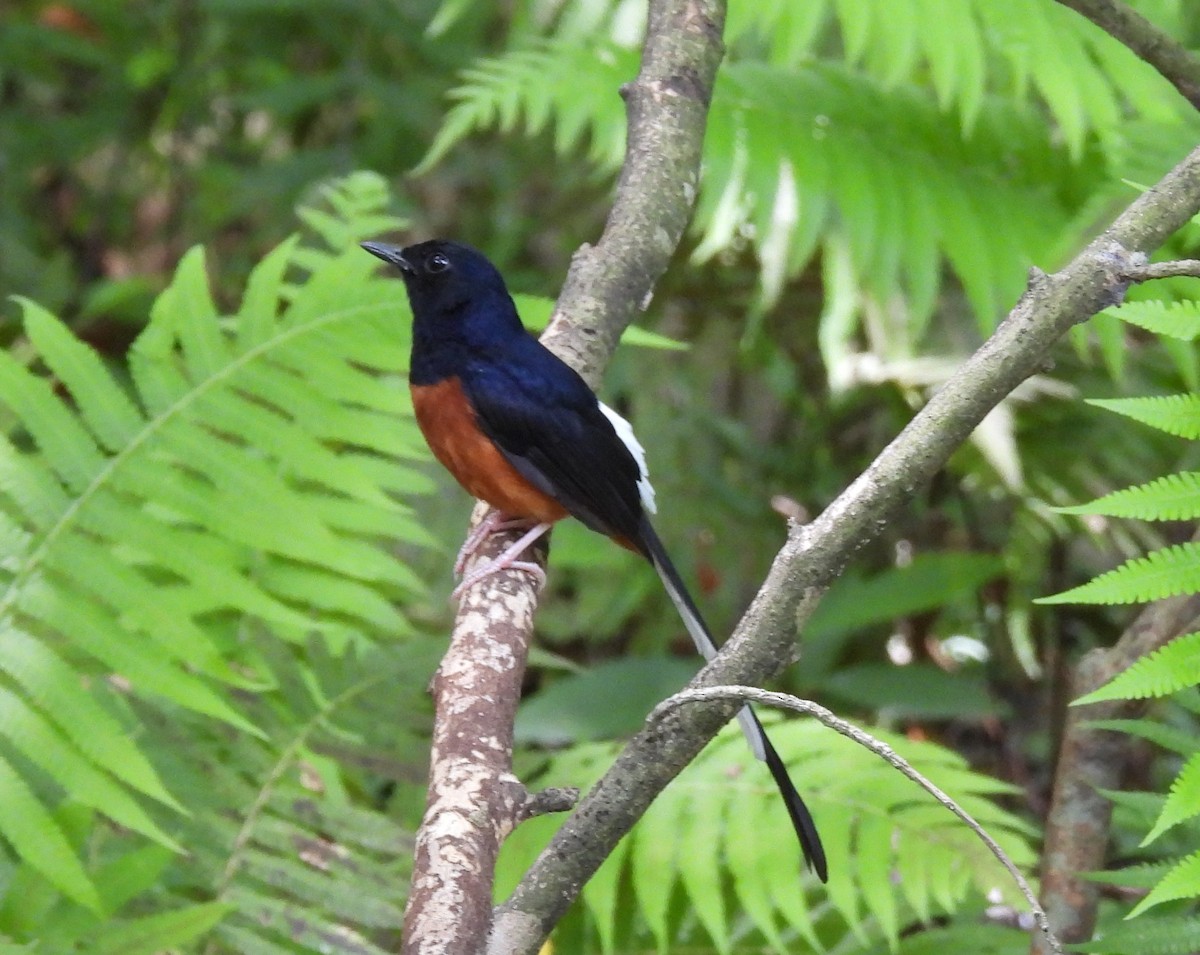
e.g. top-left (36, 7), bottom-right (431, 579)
top-left (451, 558), bottom-right (547, 602)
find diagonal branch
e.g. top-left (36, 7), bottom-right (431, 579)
top-left (492, 145), bottom-right (1200, 954)
top-left (1055, 0), bottom-right (1200, 109)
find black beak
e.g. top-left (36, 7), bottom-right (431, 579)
top-left (361, 241), bottom-right (413, 274)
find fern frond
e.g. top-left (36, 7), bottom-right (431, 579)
top-left (497, 719), bottom-right (1035, 951)
top-left (1109, 300), bottom-right (1200, 341)
top-left (1075, 632), bottom-right (1200, 704)
top-left (1038, 542), bottom-right (1200, 606)
top-left (1056, 472), bottom-right (1200, 521)
top-left (0, 177), bottom-right (433, 910)
top-left (1144, 751), bottom-right (1200, 844)
top-left (0, 758), bottom-right (101, 911)
top-left (86, 902), bottom-right (233, 955)
top-left (1087, 395), bottom-right (1200, 439)
top-left (414, 42), bottom-right (634, 176)
top-left (106, 642), bottom-right (424, 954)
top-left (1087, 720), bottom-right (1199, 758)
top-left (420, 36), bottom-right (1078, 339)
top-left (1075, 912), bottom-right (1200, 955)
top-left (695, 61), bottom-right (1075, 329)
top-left (1130, 849), bottom-right (1200, 917)
top-left (726, 0), bottom-right (1167, 153)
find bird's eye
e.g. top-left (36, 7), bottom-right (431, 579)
top-left (426, 253), bottom-right (450, 274)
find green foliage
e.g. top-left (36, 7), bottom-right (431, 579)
top-left (499, 720), bottom-right (1035, 953)
top-left (1046, 295), bottom-right (1200, 931)
top-left (1109, 300), bottom-right (1200, 342)
top-left (0, 0), bottom-right (443, 310)
top-left (416, 0), bottom-right (1190, 368)
top-left (1042, 542), bottom-right (1200, 606)
top-left (1088, 395), bottom-right (1200, 440)
top-left (1056, 472), bottom-right (1200, 522)
top-left (419, 33), bottom-right (1082, 339)
top-left (1068, 912), bottom-right (1200, 955)
top-left (0, 173), bottom-right (434, 949)
top-left (1078, 632), bottom-right (1200, 704)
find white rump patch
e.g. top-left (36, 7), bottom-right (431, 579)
top-left (599, 401), bottom-right (656, 514)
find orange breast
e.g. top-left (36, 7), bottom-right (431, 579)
top-left (411, 378), bottom-right (569, 524)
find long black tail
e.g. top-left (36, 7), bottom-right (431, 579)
top-left (637, 517), bottom-right (828, 882)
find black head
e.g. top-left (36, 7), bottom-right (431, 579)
top-left (361, 239), bottom-right (512, 323)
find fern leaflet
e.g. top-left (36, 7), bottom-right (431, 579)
top-left (1055, 472), bottom-right (1200, 521)
top-left (1038, 542), bottom-right (1200, 606)
top-left (1076, 632), bottom-right (1200, 704)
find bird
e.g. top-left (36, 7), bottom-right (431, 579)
top-left (362, 238), bottom-right (827, 881)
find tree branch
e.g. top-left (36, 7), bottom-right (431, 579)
top-left (401, 1), bottom-right (726, 952)
top-left (540, 0), bottom-right (725, 385)
top-left (1055, 0), bottom-right (1200, 109)
top-left (1123, 258), bottom-right (1200, 282)
top-left (401, 517), bottom-right (545, 955)
top-left (493, 145), bottom-right (1200, 954)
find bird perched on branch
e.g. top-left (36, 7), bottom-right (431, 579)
top-left (362, 238), bottom-right (827, 881)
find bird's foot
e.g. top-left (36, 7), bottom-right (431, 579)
top-left (451, 521), bottom-right (553, 602)
top-left (454, 512), bottom-right (536, 576)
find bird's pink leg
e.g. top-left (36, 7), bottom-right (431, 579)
top-left (452, 521), bottom-right (552, 601)
top-left (454, 511), bottom-right (533, 576)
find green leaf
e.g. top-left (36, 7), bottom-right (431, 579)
top-left (1129, 849), bottom-right (1200, 917)
top-left (515, 658), bottom-right (700, 745)
top-left (0, 756), bottom-right (101, 912)
top-left (18, 298), bottom-right (145, 452)
top-left (677, 789), bottom-right (730, 953)
top-left (153, 246), bottom-right (229, 381)
top-left (1088, 394), bottom-right (1200, 440)
top-left (1039, 542), bottom-right (1200, 606)
top-left (0, 350), bottom-right (105, 494)
top-left (807, 551), bottom-right (1004, 639)
top-left (0, 626), bottom-right (181, 809)
top-left (88, 903), bottom-right (233, 955)
top-left (1143, 751), bottom-right (1200, 845)
top-left (1067, 912), bottom-right (1200, 954)
top-left (1110, 299), bottom-right (1200, 341)
top-left (0, 684), bottom-right (181, 850)
top-left (1075, 632), bottom-right (1200, 704)
top-left (824, 664), bottom-right (1000, 719)
top-left (1056, 472), bottom-right (1200, 521)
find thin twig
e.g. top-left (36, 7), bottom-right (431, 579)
top-left (649, 686), bottom-right (1063, 955)
top-left (1124, 258), bottom-right (1200, 282)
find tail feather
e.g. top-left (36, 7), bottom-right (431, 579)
top-left (754, 709), bottom-right (829, 882)
top-left (638, 518), bottom-right (828, 881)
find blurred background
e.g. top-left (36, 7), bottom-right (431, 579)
top-left (3, 0), bottom-right (1200, 951)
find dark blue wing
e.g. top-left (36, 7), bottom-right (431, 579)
top-left (461, 334), bottom-right (648, 551)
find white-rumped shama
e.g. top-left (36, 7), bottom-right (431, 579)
top-left (363, 238), bottom-right (827, 881)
